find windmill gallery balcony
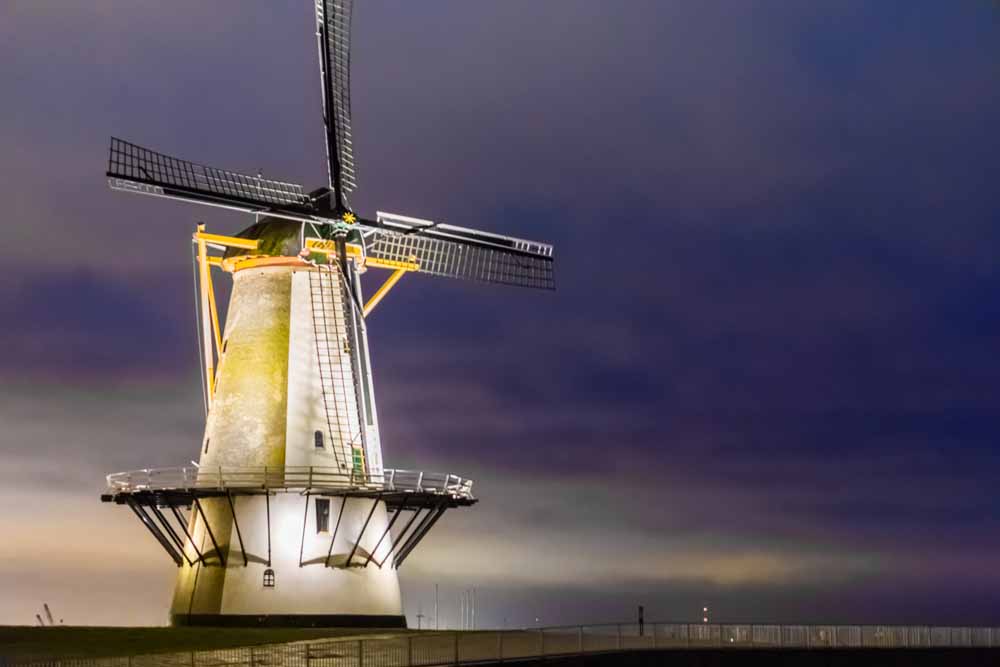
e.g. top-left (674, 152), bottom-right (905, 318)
top-left (105, 466), bottom-right (474, 499)
top-left (101, 466), bottom-right (476, 573)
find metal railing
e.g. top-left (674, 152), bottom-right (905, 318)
top-left (10, 622), bottom-right (1000, 667)
top-left (105, 466), bottom-right (474, 500)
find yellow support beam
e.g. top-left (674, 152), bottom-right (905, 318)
top-left (195, 224), bottom-right (215, 408)
top-left (304, 237), bottom-right (421, 272)
top-left (366, 256), bottom-right (421, 272)
top-left (206, 255), bottom-right (224, 267)
top-left (205, 259), bottom-right (223, 363)
top-left (305, 237), bottom-right (363, 257)
top-left (193, 231), bottom-right (259, 250)
top-left (363, 268), bottom-right (407, 317)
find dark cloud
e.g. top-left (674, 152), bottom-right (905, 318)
top-left (2, 0), bottom-right (1000, 626)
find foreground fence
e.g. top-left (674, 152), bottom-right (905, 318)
top-left (13, 622), bottom-right (1000, 667)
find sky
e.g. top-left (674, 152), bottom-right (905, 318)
top-left (1, 0), bottom-right (1000, 628)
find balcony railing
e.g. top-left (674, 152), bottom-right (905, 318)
top-left (11, 621), bottom-right (1000, 667)
top-left (105, 466), bottom-right (474, 500)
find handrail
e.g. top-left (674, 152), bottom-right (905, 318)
top-left (11, 621), bottom-right (1000, 667)
top-left (105, 466), bottom-right (474, 500)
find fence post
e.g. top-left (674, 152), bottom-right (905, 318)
top-left (358, 639), bottom-right (364, 667)
top-left (406, 635), bottom-right (413, 666)
top-left (190, 650), bottom-right (196, 667)
top-left (305, 643), bottom-right (310, 665)
top-left (539, 628), bottom-right (545, 656)
top-left (578, 626), bottom-right (584, 654)
top-left (617, 624), bottom-right (622, 650)
top-left (652, 623), bottom-right (658, 648)
top-left (497, 631), bottom-right (503, 663)
top-left (453, 631), bottom-right (459, 665)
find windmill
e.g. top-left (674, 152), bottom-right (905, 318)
top-left (100, 1), bottom-right (554, 628)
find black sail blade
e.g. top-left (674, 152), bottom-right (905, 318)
top-left (106, 137), bottom-right (316, 216)
top-left (315, 0), bottom-right (357, 209)
top-left (362, 213), bottom-right (555, 290)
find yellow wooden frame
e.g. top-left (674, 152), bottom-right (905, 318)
top-left (195, 224), bottom-right (216, 408)
top-left (192, 225), bottom-right (413, 409)
top-left (363, 268), bottom-right (407, 317)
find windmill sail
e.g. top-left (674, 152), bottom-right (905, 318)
top-left (365, 213), bottom-right (555, 290)
top-left (315, 0), bottom-right (357, 210)
top-left (107, 138), bottom-right (316, 217)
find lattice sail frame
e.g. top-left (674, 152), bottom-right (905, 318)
top-left (108, 138), bottom-right (312, 211)
top-left (368, 214), bottom-right (554, 289)
top-left (316, 0), bottom-right (357, 207)
top-left (107, 138), bottom-right (555, 290)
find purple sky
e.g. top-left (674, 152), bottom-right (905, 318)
top-left (2, 1), bottom-right (1000, 627)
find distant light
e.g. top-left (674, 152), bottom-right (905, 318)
top-left (703, 617), bottom-right (708, 623)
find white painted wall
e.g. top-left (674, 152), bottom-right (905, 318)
top-left (285, 265), bottom-right (385, 474)
top-left (218, 494), bottom-right (402, 616)
top-left (175, 263), bottom-right (401, 620)
top-left (200, 267), bottom-right (291, 469)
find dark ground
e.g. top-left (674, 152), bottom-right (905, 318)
top-left (5, 628), bottom-right (1000, 666)
top-left (0, 626), bottom-right (412, 660)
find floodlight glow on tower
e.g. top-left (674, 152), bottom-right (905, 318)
top-left (100, 0), bottom-right (554, 628)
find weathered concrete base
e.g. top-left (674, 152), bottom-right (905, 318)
top-left (170, 614), bottom-right (407, 629)
top-left (501, 648), bottom-right (1000, 666)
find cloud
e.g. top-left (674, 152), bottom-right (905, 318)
top-left (2, 0), bottom-right (1000, 627)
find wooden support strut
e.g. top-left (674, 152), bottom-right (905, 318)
top-left (378, 505), bottom-right (425, 568)
top-left (365, 505), bottom-right (403, 568)
top-left (363, 268), bottom-right (407, 317)
top-left (346, 496), bottom-right (381, 567)
top-left (299, 491), bottom-right (310, 567)
top-left (169, 504), bottom-right (204, 564)
top-left (325, 496), bottom-right (349, 568)
top-left (206, 260), bottom-right (223, 360)
top-left (127, 499), bottom-right (183, 567)
top-left (150, 504), bottom-right (195, 567)
top-left (193, 497), bottom-right (225, 567)
top-left (193, 231), bottom-right (260, 250)
top-left (195, 224), bottom-right (215, 408)
top-left (226, 492), bottom-right (248, 567)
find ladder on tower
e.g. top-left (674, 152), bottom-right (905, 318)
top-left (308, 265), bottom-right (363, 473)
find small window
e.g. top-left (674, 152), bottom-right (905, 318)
top-left (315, 498), bottom-right (330, 533)
top-left (314, 430), bottom-right (324, 449)
top-left (263, 569), bottom-right (275, 588)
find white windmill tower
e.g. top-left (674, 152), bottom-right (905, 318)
top-left (101, 0), bottom-right (554, 627)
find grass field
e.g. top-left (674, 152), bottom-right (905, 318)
top-left (0, 626), bottom-right (415, 661)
